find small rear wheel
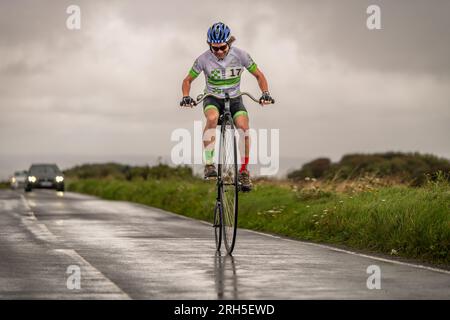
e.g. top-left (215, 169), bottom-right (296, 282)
top-left (214, 201), bottom-right (222, 251)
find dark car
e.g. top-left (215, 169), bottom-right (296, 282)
top-left (25, 164), bottom-right (65, 192)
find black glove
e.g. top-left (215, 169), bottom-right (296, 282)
top-left (259, 91), bottom-right (275, 104)
top-left (180, 96), bottom-right (196, 107)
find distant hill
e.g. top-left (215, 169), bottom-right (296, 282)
top-left (287, 152), bottom-right (450, 185)
top-left (64, 162), bottom-right (195, 181)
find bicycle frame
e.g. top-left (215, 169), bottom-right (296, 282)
top-left (217, 92), bottom-right (233, 170)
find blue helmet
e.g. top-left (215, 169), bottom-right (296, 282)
top-left (207, 22), bottom-right (231, 44)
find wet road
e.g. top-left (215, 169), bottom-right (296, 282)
top-left (0, 189), bottom-right (449, 299)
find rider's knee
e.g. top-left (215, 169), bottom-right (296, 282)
top-left (206, 113), bottom-right (219, 124)
top-left (235, 121), bottom-right (249, 132)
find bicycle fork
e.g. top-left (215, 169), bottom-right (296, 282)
top-left (213, 93), bottom-right (229, 229)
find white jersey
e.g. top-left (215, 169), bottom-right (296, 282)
top-left (189, 47), bottom-right (257, 98)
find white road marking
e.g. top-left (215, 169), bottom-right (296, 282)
top-left (19, 194), bottom-right (58, 242)
top-left (18, 193), bottom-right (131, 299)
top-left (54, 249), bottom-right (131, 299)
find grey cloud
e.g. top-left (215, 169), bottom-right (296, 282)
top-left (0, 0), bottom-right (449, 179)
top-left (271, 0), bottom-right (450, 77)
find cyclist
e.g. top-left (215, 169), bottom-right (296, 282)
top-left (180, 22), bottom-right (274, 192)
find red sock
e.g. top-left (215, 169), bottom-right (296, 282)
top-left (239, 156), bottom-right (249, 173)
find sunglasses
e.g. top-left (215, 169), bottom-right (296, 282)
top-left (210, 44), bottom-right (228, 52)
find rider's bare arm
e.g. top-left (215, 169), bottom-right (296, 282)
top-left (250, 67), bottom-right (269, 93)
top-left (250, 67), bottom-right (274, 105)
top-left (182, 74), bottom-right (196, 97)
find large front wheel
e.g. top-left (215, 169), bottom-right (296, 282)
top-left (218, 116), bottom-right (238, 254)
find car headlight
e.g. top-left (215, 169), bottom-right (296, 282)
top-left (11, 177), bottom-right (16, 183)
top-left (55, 176), bottom-right (64, 183)
top-left (28, 176), bottom-right (37, 183)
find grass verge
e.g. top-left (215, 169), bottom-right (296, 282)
top-left (0, 181), bottom-right (9, 189)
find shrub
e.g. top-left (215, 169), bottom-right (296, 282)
top-left (64, 162), bottom-right (195, 181)
top-left (288, 152), bottom-right (450, 186)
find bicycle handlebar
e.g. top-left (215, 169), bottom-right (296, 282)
top-left (180, 92), bottom-right (275, 108)
top-left (196, 92), bottom-right (264, 104)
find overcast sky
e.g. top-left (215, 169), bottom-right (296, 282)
top-left (1, 0), bottom-right (449, 178)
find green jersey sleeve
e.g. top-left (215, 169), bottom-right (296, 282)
top-left (235, 47), bottom-right (257, 73)
top-left (188, 57), bottom-right (203, 78)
